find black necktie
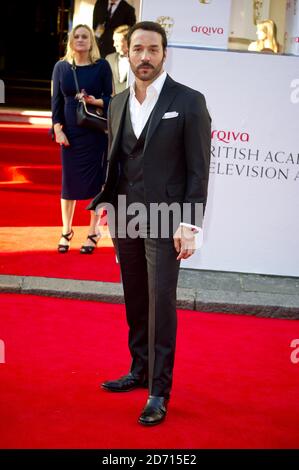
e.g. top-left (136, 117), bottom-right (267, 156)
top-left (108, 1), bottom-right (115, 18)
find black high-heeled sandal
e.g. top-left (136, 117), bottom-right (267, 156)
top-left (57, 229), bottom-right (74, 254)
top-left (80, 233), bottom-right (100, 254)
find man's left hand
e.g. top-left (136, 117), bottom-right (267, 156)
top-left (173, 226), bottom-right (196, 260)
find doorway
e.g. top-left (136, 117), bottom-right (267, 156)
top-left (0, 0), bottom-right (73, 109)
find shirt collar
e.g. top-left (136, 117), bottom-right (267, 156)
top-left (109, 0), bottom-right (121, 8)
top-left (130, 71), bottom-right (167, 99)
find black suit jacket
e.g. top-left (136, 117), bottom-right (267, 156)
top-left (93, 0), bottom-right (136, 57)
top-left (88, 75), bottom-right (211, 225)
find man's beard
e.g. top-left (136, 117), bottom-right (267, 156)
top-left (130, 57), bottom-right (165, 82)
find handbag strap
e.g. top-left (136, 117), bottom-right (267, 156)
top-left (71, 60), bottom-right (80, 95)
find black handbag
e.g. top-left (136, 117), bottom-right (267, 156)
top-left (72, 62), bottom-right (108, 133)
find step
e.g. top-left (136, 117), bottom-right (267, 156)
top-left (0, 182), bottom-right (61, 193)
top-left (0, 125), bottom-right (54, 146)
top-left (3, 79), bottom-right (51, 110)
top-left (0, 109), bottom-right (52, 127)
top-left (0, 143), bottom-right (60, 165)
top-left (0, 164), bottom-right (61, 185)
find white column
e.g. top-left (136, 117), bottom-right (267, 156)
top-left (284, 0), bottom-right (299, 55)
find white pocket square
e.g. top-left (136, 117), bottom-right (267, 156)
top-left (162, 111), bottom-right (179, 119)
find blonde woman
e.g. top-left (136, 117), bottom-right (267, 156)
top-left (248, 19), bottom-right (279, 53)
top-left (52, 24), bottom-right (112, 253)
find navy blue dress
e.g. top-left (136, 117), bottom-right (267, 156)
top-left (51, 59), bottom-right (112, 200)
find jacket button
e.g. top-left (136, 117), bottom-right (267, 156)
top-left (129, 182), bottom-right (133, 187)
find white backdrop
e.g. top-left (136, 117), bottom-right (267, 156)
top-left (140, 0), bottom-right (232, 49)
top-left (162, 48), bottom-right (299, 276)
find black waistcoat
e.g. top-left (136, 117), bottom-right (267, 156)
top-left (116, 99), bottom-right (152, 206)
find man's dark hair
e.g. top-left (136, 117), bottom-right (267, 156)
top-left (127, 21), bottom-right (167, 51)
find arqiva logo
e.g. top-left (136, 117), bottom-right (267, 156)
top-left (211, 130), bottom-right (250, 143)
top-left (191, 25), bottom-right (224, 35)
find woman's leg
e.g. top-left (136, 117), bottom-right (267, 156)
top-left (82, 210), bottom-right (101, 247)
top-left (59, 198), bottom-right (76, 246)
top-left (80, 210), bottom-right (102, 253)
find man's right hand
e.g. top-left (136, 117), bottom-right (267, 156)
top-left (173, 226), bottom-right (196, 260)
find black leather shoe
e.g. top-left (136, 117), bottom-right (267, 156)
top-left (138, 396), bottom-right (168, 426)
top-left (101, 373), bottom-right (147, 392)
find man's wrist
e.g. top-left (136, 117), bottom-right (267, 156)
top-left (179, 223), bottom-right (203, 249)
top-left (180, 222), bottom-right (200, 234)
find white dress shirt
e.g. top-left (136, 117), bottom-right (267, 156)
top-left (118, 54), bottom-right (129, 83)
top-left (108, 0), bottom-right (121, 16)
top-left (129, 71), bottom-right (167, 139)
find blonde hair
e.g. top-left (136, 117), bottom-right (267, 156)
top-left (114, 24), bottom-right (130, 37)
top-left (63, 24), bottom-right (100, 63)
top-left (257, 19), bottom-right (278, 53)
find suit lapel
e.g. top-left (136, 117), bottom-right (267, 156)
top-left (109, 75), bottom-right (179, 159)
top-left (144, 75), bottom-right (179, 152)
top-left (109, 88), bottom-right (130, 160)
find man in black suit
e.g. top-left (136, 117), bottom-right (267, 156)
top-left (93, 0), bottom-right (136, 57)
top-left (88, 21), bottom-right (211, 425)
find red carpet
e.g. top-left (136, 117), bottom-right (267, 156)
top-left (0, 222), bottom-right (120, 283)
top-left (0, 293), bottom-right (299, 449)
top-left (0, 191), bottom-right (95, 227)
top-left (0, 124), bottom-right (101, 227)
top-left (0, 123), bottom-right (120, 282)
top-left (0, 248), bottom-right (119, 282)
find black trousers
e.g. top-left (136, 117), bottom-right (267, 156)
top-left (113, 235), bottom-right (180, 399)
